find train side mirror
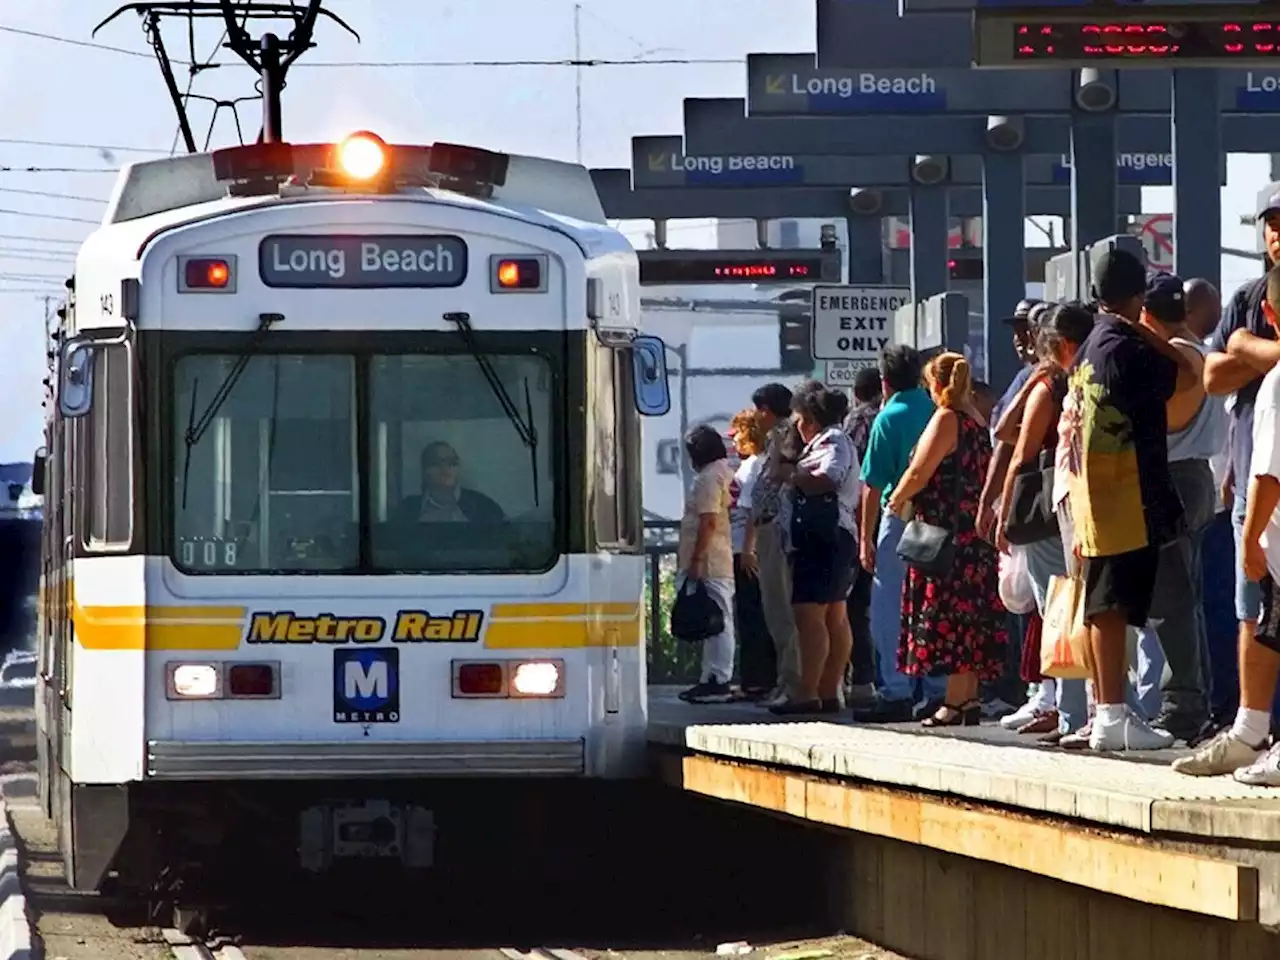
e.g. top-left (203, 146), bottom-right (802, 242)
top-left (630, 335), bottom-right (670, 417)
top-left (58, 340), bottom-right (95, 419)
top-left (31, 447), bottom-right (46, 497)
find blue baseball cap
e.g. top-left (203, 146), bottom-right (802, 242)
top-left (1144, 271), bottom-right (1186, 325)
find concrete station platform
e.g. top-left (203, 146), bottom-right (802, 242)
top-left (646, 687), bottom-right (1280, 960)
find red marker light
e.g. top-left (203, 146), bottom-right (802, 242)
top-left (493, 257), bottom-right (543, 291)
top-left (184, 258), bottom-right (231, 289)
top-left (227, 663), bottom-right (276, 697)
top-left (457, 662), bottom-right (504, 695)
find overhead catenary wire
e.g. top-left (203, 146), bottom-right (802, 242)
top-left (0, 235), bottom-right (83, 245)
top-left (0, 209), bottom-right (99, 224)
top-left (0, 23), bottom-right (736, 69)
top-left (0, 187), bottom-right (106, 204)
top-left (0, 167), bottom-right (117, 174)
top-left (0, 137), bottom-right (168, 154)
top-left (0, 250), bottom-right (78, 261)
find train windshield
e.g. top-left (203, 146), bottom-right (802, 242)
top-left (172, 351), bottom-right (557, 574)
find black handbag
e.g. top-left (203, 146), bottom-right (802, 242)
top-left (1004, 448), bottom-right (1061, 545)
top-left (896, 430), bottom-right (964, 577)
top-left (670, 577), bottom-right (725, 643)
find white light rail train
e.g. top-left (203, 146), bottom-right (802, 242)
top-left (31, 131), bottom-right (671, 899)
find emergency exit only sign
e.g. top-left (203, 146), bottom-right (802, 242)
top-left (811, 285), bottom-right (910, 382)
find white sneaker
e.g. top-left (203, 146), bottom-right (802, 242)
top-left (1000, 697), bottom-right (1050, 730)
top-left (1172, 729), bottom-right (1266, 777)
top-left (1089, 709), bottom-right (1176, 752)
top-left (1233, 742), bottom-right (1280, 787)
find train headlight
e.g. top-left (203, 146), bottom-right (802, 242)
top-left (511, 660), bottom-right (562, 697)
top-left (337, 131), bottom-right (388, 180)
top-left (166, 662), bottom-right (221, 699)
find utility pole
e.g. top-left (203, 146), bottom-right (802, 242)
top-left (573, 2), bottom-right (583, 164)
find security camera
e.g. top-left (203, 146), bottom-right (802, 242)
top-left (910, 155), bottom-right (949, 186)
top-left (985, 115), bottom-right (1025, 152)
top-left (1076, 68), bottom-right (1117, 112)
top-left (847, 188), bottom-right (883, 216)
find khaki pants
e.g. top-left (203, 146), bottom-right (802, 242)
top-left (756, 521), bottom-right (799, 695)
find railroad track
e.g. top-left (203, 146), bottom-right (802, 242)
top-left (163, 927), bottom-right (247, 960)
top-left (163, 934), bottom-right (596, 960)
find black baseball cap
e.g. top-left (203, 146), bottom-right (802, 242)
top-left (1002, 297), bottom-right (1041, 325)
top-left (1091, 248), bottom-right (1147, 306)
top-left (1144, 271), bottom-right (1186, 325)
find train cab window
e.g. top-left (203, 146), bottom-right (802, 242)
top-left (368, 353), bottom-right (556, 573)
top-left (85, 344), bottom-right (133, 549)
top-left (591, 345), bottom-right (641, 551)
top-left (172, 354), bottom-right (358, 572)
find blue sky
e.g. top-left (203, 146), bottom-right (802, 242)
top-left (0, 0), bottom-right (1268, 460)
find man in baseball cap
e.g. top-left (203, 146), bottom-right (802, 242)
top-left (1091, 247), bottom-right (1148, 322)
top-left (979, 298), bottom-right (1046, 543)
top-left (1057, 263), bottom-right (1200, 751)
top-left (1176, 186), bottom-right (1280, 778)
top-left (1136, 271), bottom-right (1218, 744)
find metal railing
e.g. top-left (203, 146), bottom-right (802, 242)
top-left (643, 519), bottom-right (702, 685)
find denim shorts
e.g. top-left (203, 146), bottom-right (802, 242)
top-left (1233, 495), bottom-right (1264, 623)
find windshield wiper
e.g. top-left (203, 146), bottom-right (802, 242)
top-left (180, 312), bottom-right (282, 509)
top-left (443, 311), bottom-right (540, 506)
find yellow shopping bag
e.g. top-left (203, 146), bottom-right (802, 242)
top-left (1040, 574), bottom-right (1094, 680)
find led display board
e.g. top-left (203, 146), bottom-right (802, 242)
top-left (974, 10), bottom-right (1280, 66)
top-left (637, 249), bottom-right (843, 285)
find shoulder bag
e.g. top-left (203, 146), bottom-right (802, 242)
top-left (1003, 447), bottom-right (1061, 545)
top-left (895, 426), bottom-right (963, 577)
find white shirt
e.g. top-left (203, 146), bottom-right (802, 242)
top-left (729, 454), bottom-right (763, 554)
top-left (1249, 364), bottom-right (1280, 579)
top-left (796, 426), bottom-right (862, 535)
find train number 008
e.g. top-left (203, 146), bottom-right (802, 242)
top-left (179, 538), bottom-right (237, 568)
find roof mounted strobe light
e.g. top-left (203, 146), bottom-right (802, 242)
top-left (338, 131), bottom-right (388, 181)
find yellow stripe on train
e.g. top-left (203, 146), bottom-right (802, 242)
top-left (66, 601), bottom-right (641, 650)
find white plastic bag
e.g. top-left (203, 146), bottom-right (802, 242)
top-left (998, 546), bottom-right (1036, 615)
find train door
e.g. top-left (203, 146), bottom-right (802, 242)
top-left (35, 432), bottom-right (55, 819)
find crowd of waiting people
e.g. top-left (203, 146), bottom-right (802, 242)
top-left (672, 190), bottom-right (1280, 786)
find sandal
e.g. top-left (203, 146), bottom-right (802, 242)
top-left (922, 699), bottom-right (982, 728)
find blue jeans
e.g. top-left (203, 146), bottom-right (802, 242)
top-left (1200, 509), bottom-right (1239, 718)
top-left (870, 512), bottom-right (947, 705)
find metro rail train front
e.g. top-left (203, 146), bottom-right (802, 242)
top-left (31, 132), bottom-right (671, 900)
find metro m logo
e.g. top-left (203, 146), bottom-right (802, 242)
top-left (344, 659), bottom-right (388, 700)
top-left (332, 648), bottom-right (400, 724)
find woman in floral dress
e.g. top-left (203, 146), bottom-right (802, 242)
top-left (886, 352), bottom-right (1008, 727)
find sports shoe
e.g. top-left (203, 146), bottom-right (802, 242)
top-left (1000, 697), bottom-right (1052, 731)
top-left (681, 680), bottom-right (734, 704)
top-left (1233, 742), bottom-right (1280, 787)
top-left (1171, 728), bottom-right (1267, 777)
top-left (1089, 709), bottom-right (1176, 752)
